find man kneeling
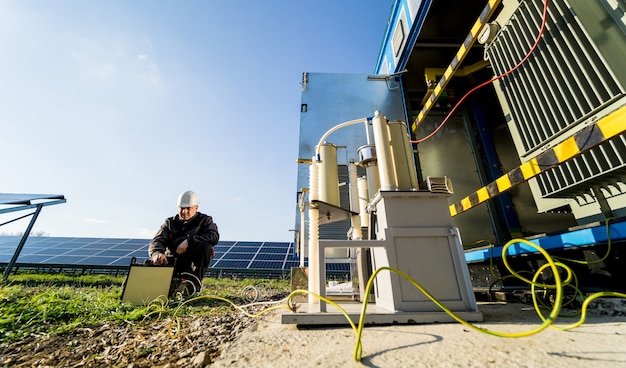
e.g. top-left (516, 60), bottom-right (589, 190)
top-left (148, 190), bottom-right (219, 293)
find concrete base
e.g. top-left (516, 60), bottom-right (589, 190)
top-left (215, 302), bottom-right (626, 368)
top-left (281, 301), bottom-right (483, 325)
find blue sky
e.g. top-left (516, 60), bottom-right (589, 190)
top-left (0, 1), bottom-right (393, 242)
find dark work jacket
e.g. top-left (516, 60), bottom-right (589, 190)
top-left (148, 212), bottom-right (219, 258)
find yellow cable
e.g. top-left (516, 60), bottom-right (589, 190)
top-left (352, 254), bottom-right (561, 361)
top-left (145, 230), bottom-right (625, 363)
top-left (501, 239), bottom-right (573, 289)
top-left (351, 237), bottom-right (623, 361)
top-left (553, 217), bottom-right (614, 265)
top-left (529, 261), bottom-right (626, 331)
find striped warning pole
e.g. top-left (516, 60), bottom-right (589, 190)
top-left (411, 0), bottom-right (501, 133)
top-left (450, 105), bottom-right (626, 216)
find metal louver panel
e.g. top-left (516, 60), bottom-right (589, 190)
top-left (486, 0), bottom-right (626, 198)
top-left (536, 135), bottom-right (626, 197)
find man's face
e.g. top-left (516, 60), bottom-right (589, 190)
top-left (178, 205), bottom-right (198, 221)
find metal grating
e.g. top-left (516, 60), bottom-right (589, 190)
top-left (486, 0), bottom-right (626, 197)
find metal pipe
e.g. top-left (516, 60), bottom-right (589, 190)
top-left (314, 117), bottom-right (369, 159)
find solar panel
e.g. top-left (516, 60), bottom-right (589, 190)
top-left (217, 241), bottom-right (236, 246)
top-left (223, 252), bottom-right (255, 260)
top-left (97, 249), bottom-right (135, 258)
top-left (262, 242), bottom-right (289, 247)
top-left (214, 260), bottom-right (250, 268)
top-left (124, 238), bottom-right (150, 243)
top-left (326, 263), bottom-right (350, 271)
top-left (110, 258), bottom-right (132, 266)
top-left (26, 250), bottom-right (56, 258)
top-left (83, 243), bottom-right (116, 250)
top-left (81, 256), bottom-right (122, 266)
top-left (127, 250), bottom-right (146, 258)
top-left (46, 255), bottom-right (89, 264)
top-left (257, 247), bottom-right (288, 254)
top-left (249, 261), bottom-right (284, 269)
top-left (230, 246), bottom-right (260, 253)
top-left (0, 236), bottom-right (351, 276)
top-left (255, 253), bottom-right (286, 261)
top-left (66, 248), bottom-right (105, 256)
top-left (15, 254), bottom-right (54, 263)
top-left (111, 244), bottom-right (144, 251)
top-left (234, 241), bottom-right (262, 247)
top-left (284, 260), bottom-right (300, 268)
top-left (75, 257), bottom-right (111, 265)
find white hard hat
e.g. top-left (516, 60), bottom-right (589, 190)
top-left (177, 190), bottom-right (200, 207)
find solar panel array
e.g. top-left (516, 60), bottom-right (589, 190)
top-left (0, 237), bottom-right (146, 268)
top-left (0, 236), bottom-right (350, 276)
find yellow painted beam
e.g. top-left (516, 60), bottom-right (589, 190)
top-left (412, 0), bottom-right (502, 133)
top-left (450, 105), bottom-right (626, 216)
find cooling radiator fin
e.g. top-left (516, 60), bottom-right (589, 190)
top-left (486, 0), bottom-right (626, 198)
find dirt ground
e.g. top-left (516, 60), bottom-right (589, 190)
top-left (0, 312), bottom-right (253, 368)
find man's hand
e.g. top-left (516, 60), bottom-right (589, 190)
top-left (176, 239), bottom-right (189, 254)
top-left (151, 253), bottom-right (168, 265)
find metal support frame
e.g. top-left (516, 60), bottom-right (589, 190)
top-left (282, 191), bottom-right (482, 325)
top-left (0, 194), bottom-right (66, 282)
top-left (468, 95), bottom-right (522, 240)
top-left (2, 204), bottom-right (43, 282)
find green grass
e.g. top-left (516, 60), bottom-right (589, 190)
top-left (0, 272), bottom-right (290, 344)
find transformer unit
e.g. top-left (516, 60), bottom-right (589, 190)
top-left (486, 0), bottom-right (626, 221)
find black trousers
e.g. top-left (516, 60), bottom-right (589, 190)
top-left (171, 244), bottom-right (213, 280)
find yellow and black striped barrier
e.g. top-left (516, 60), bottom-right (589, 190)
top-left (411, 0), bottom-right (501, 133)
top-left (450, 105), bottom-right (626, 216)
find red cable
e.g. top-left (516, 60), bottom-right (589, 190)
top-left (412, 0), bottom-right (549, 144)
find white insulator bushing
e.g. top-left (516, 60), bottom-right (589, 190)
top-left (308, 207), bottom-right (320, 304)
top-left (310, 156), bottom-right (319, 201)
top-left (365, 163), bottom-right (381, 199)
top-left (308, 157), bottom-right (320, 303)
top-left (299, 206), bottom-right (306, 267)
top-left (357, 176), bottom-right (369, 231)
top-left (348, 163), bottom-right (362, 240)
top-left (388, 120), bottom-right (419, 190)
top-left (318, 143), bottom-right (340, 207)
top-left (371, 111), bottom-right (397, 191)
